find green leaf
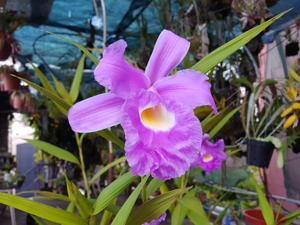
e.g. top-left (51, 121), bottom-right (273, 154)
top-left (51, 74), bottom-right (73, 104)
top-left (145, 178), bottom-right (163, 199)
top-left (127, 188), bottom-right (185, 225)
top-left (100, 210), bottom-right (113, 225)
top-left (93, 172), bottom-right (136, 214)
top-left (97, 130), bottom-right (125, 149)
top-left (70, 54), bottom-right (86, 103)
top-left (202, 107), bottom-right (231, 133)
top-left (66, 177), bottom-right (93, 219)
top-left (30, 63), bottom-right (56, 93)
top-left (282, 210), bottom-right (300, 225)
top-left (289, 68), bottom-right (300, 82)
top-left (33, 191), bottom-right (69, 202)
top-left (214, 205), bottom-right (229, 225)
top-left (172, 202), bottom-right (188, 225)
top-left (89, 156), bottom-right (126, 184)
top-left (192, 11), bottom-right (288, 73)
top-left (180, 196), bottom-right (210, 225)
top-left (31, 216), bottom-right (46, 225)
top-left (254, 178), bottom-right (274, 225)
top-left (50, 32), bottom-right (98, 65)
top-left (12, 75), bottom-right (71, 115)
top-left (111, 176), bottom-right (149, 225)
top-left (209, 107), bottom-right (239, 138)
top-left (26, 139), bottom-right (80, 165)
top-left (0, 192), bottom-right (87, 225)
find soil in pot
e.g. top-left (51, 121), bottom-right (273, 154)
top-left (247, 139), bottom-right (274, 168)
top-left (243, 209), bottom-right (285, 225)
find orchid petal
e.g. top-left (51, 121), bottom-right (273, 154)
top-left (145, 30), bottom-right (190, 83)
top-left (122, 90), bottom-right (202, 180)
top-left (94, 40), bottom-right (149, 98)
top-left (68, 93), bottom-right (124, 133)
top-left (153, 69), bottom-right (217, 113)
top-left (197, 134), bottom-right (227, 173)
top-left (142, 213), bottom-right (167, 225)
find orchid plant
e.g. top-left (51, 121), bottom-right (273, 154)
top-left (0, 12), bottom-right (287, 225)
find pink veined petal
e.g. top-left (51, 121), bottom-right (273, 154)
top-left (145, 30), bottom-right (190, 84)
top-left (94, 40), bottom-right (149, 98)
top-left (68, 93), bottom-right (124, 133)
top-left (153, 69), bottom-right (218, 113)
top-left (122, 90), bottom-right (202, 180)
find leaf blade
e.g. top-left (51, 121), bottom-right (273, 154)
top-left (70, 54), bottom-right (86, 102)
top-left (0, 192), bottom-right (87, 225)
top-left (127, 188), bottom-right (185, 225)
top-left (93, 172), bottom-right (136, 214)
top-left (111, 176), bottom-right (149, 225)
top-left (192, 11), bottom-right (288, 73)
top-left (26, 139), bottom-right (80, 165)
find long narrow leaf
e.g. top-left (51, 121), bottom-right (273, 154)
top-left (172, 202), bottom-right (188, 225)
top-left (282, 210), bottom-right (300, 225)
top-left (111, 176), bottom-right (149, 225)
top-left (89, 156), bottom-right (126, 184)
top-left (254, 178), bottom-right (274, 225)
top-left (0, 192), bottom-right (87, 225)
top-left (12, 75), bottom-right (71, 114)
top-left (127, 189), bottom-right (185, 225)
top-left (209, 107), bottom-right (239, 138)
top-left (97, 130), bottom-right (125, 149)
top-left (93, 172), bottom-right (136, 214)
top-left (145, 179), bottom-right (163, 199)
top-left (50, 33), bottom-right (98, 64)
top-left (70, 54), bottom-right (86, 102)
top-left (30, 63), bottom-right (56, 93)
top-left (66, 178), bottom-right (93, 219)
top-left (192, 11), bottom-right (288, 73)
top-left (26, 139), bottom-right (80, 165)
top-left (51, 74), bottom-right (73, 104)
top-left (180, 196), bottom-right (210, 225)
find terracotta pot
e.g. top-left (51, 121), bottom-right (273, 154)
top-left (247, 139), bottom-right (274, 168)
top-left (10, 94), bottom-right (24, 110)
top-left (243, 209), bottom-right (285, 225)
top-left (1, 73), bottom-right (20, 91)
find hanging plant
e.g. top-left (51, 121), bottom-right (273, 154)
top-left (0, 65), bottom-right (20, 91)
top-left (0, 31), bottom-right (20, 62)
top-left (239, 79), bottom-right (284, 168)
top-left (10, 87), bottom-right (34, 112)
top-left (10, 90), bottom-right (25, 110)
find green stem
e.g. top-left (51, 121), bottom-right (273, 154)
top-left (75, 133), bottom-right (91, 198)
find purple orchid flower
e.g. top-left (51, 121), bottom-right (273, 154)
top-left (142, 213), bottom-right (167, 225)
top-left (197, 134), bottom-right (227, 173)
top-left (68, 30), bottom-right (217, 180)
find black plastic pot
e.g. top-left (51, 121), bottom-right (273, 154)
top-left (291, 138), bottom-right (300, 154)
top-left (247, 139), bottom-right (274, 168)
top-left (285, 41), bottom-right (299, 57)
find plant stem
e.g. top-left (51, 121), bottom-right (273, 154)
top-left (75, 132), bottom-right (91, 198)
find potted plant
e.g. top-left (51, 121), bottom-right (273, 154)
top-left (280, 68), bottom-right (300, 154)
top-left (9, 88), bottom-right (34, 112)
top-left (243, 175), bottom-right (300, 225)
top-left (240, 79), bottom-right (285, 168)
top-left (0, 65), bottom-right (20, 91)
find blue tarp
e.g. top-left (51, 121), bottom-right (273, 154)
top-left (14, 0), bottom-right (161, 66)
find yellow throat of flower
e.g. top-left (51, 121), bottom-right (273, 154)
top-left (203, 153), bottom-right (214, 163)
top-left (140, 104), bottom-right (175, 132)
